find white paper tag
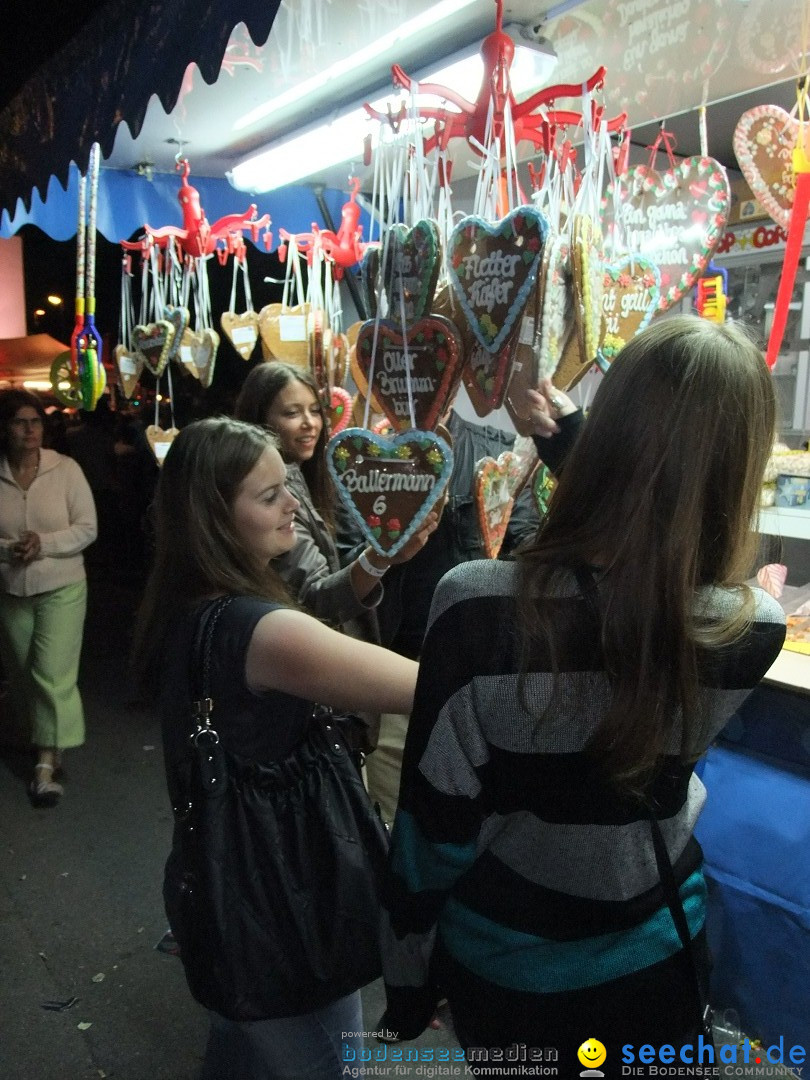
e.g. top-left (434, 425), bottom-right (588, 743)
top-left (279, 315), bottom-right (307, 342)
top-left (180, 345), bottom-right (193, 365)
top-left (154, 441), bottom-right (172, 461)
top-left (118, 356), bottom-right (137, 376)
top-left (230, 325), bottom-right (257, 346)
top-left (519, 316), bottom-right (535, 346)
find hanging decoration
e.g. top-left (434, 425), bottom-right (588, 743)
top-left (327, 428), bottom-right (454, 558)
top-left (221, 252), bottom-right (259, 360)
top-left (764, 77), bottom-right (810, 369)
top-left (278, 178), bottom-right (369, 278)
top-left (601, 137), bottom-right (731, 314)
top-left (473, 450), bottom-right (523, 559)
top-left (733, 105), bottom-right (810, 229)
top-left (597, 255), bottom-right (661, 370)
top-left (51, 143), bottom-right (106, 410)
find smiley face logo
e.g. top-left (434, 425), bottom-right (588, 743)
top-left (578, 1038), bottom-right (607, 1074)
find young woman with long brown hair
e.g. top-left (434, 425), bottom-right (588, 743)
top-left (379, 316), bottom-right (787, 1075)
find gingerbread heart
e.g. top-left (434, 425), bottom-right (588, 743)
top-left (258, 303), bottom-right (311, 365)
top-left (447, 206), bottom-right (549, 354)
top-left (354, 316), bottom-right (463, 433)
top-left (733, 106), bottom-right (808, 228)
top-left (178, 328), bottom-right (219, 389)
top-left (597, 256), bottom-right (661, 370)
top-left (474, 451), bottom-right (523, 559)
top-left (114, 344), bottom-right (143, 398)
top-left (363, 220), bottom-right (442, 323)
top-left (221, 310), bottom-right (260, 360)
top-left (146, 425), bottom-right (180, 466)
top-left (553, 215), bottom-right (604, 392)
top-left (132, 320), bottom-right (177, 377)
top-left (602, 156), bottom-right (730, 312)
top-left (533, 463), bottom-right (556, 518)
top-left (537, 235), bottom-right (574, 381)
top-left (504, 274), bottom-right (544, 436)
top-left (329, 387), bottom-right (353, 435)
top-left (327, 428), bottom-right (453, 558)
top-left (163, 307), bottom-right (190, 361)
top-left (461, 333), bottom-right (518, 417)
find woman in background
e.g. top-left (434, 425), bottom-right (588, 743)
top-left (235, 361), bottom-right (437, 752)
top-left (379, 316), bottom-right (787, 1075)
top-left (0, 389), bottom-right (97, 805)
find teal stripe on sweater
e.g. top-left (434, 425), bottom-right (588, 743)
top-left (438, 870), bottom-right (707, 993)
top-left (390, 809), bottom-right (478, 892)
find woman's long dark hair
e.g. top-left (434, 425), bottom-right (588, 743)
top-left (131, 417), bottom-right (293, 686)
top-left (517, 315), bottom-right (776, 797)
top-left (234, 362), bottom-right (335, 531)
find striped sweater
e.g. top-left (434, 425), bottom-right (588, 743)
top-left (380, 560), bottom-right (786, 1039)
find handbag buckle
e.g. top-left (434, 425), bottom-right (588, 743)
top-left (192, 696), bottom-right (214, 721)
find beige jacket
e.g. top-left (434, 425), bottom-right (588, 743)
top-left (0, 450), bottom-right (97, 596)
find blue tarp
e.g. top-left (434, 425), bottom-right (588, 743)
top-left (0, 164), bottom-right (367, 249)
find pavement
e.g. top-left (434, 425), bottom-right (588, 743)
top-left (0, 557), bottom-right (464, 1080)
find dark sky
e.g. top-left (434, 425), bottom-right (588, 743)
top-left (0, 0), bottom-right (113, 109)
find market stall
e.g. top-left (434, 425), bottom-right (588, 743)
top-left (0, 0), bottom-right (808, 1054)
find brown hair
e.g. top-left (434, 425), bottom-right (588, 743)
top-left (131, 417), bottom-right (293, 685)
top-left (517, 315), bottom-right (775, 796)
top-left (0, 388), bottom-right (48, 456)
top-left (234, 362), bottom-right (335, 530)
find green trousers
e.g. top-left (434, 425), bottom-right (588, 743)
top-left (0, 580), bottom-right (87, 750)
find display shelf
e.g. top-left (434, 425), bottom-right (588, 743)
top-left (759, 506), bottom-right (810, 541)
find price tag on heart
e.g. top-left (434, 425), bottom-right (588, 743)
top-left (601, 156), bottom-right (730, 313)
top-left (327, 428), bottom-right (453, 558)
top-left (354, 316), bottom-right (463, 432)
top-left (178, 328), bottom-right (219, 388)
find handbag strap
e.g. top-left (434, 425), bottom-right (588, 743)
top-left (189, 595), bottom-right (235, 732)
top-left (572, 564), bottom-right (712, 1037)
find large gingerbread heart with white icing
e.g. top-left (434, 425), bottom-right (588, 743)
top-left (362, 220), bottom-right (441, 322)
top-left (114, 345), bottom-right (143, 398)
top-left (601, 156), bottom-right (730, 312)
top-left (354, 316), bottom-right (463, 433)
top-left (733, 106), bottom-right (809, 228)
top-left (258, 303), bottom-right (311, 365)
top-left (597, 256), bottom-right (661, 370)
top-left (132, 320), bottom-right (177, 377)
top-left (474, 451), bottom-right (523, 559)
top-left (447, 207), bottom-right (548, 354)
top-left (221, 310), bottom-right (260, 360)
top-left (327, 428), bottom-right (453, 558)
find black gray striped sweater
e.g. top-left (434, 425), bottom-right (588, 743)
top-left (380, 560), bottom-right (786, 1040)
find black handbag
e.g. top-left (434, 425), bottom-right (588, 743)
top-left (164, 596), bottom-right (390, 1022)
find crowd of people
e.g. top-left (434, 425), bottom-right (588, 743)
top-left (0, 315), bottom-right (787, 1079)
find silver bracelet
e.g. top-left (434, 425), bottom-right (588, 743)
top-left (357, 550), bottom-right (389, 578)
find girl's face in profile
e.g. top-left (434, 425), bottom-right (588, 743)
top-left (231, 447), bottom-right (299, 564)
top-left (265, 379), bottom-right (323, 465)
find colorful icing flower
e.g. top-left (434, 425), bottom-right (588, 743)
top-left (480, 314), bottom-right (498, 342)
top-left (642, 272), bottom-right (656, 287)
top-left (601, 332), bottom-right (625, 358)
top-left (395, 445), bottom-right (412, 460)
top-left (333, 445), bottom-right (350, 471)
top-left (451, 250), bottom-right (464, 269)
top-left (367, 442), bottom-right (382, 457)
top-left (426, 447), bottom-right (443, 467)
top-left (367, 515), bottom-right (381, 529)
top-left (756, 129), bottom-right (772, 146)
top-left (618, 273), bottom-right (632, 287)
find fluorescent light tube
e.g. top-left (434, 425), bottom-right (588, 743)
top-left (233, 0), bottom-right (481, 133)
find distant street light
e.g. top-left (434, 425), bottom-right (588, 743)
top-left (47, 294), bottom-right (63, 306)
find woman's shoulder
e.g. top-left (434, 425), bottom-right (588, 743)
top-left (697, 583), bottom-right (787, 627)
top-left (429, 559), bottom-right (519, 624)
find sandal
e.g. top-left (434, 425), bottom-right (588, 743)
top-left (30, 763), bottom-right (64, 807)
